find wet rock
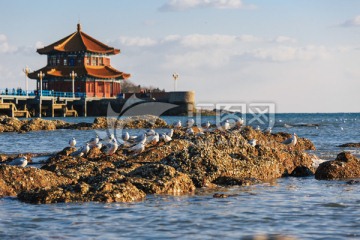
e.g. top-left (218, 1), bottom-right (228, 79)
top-left (289, 166), bottom-right (314, 177)
top-left (213, 177), bottom-right (261, 186)
top-left (1, 124), bottom-right (316, 204)
top-left (346, 180), bottom-right (360, 185)
top-left (92, 115), bottom-right (168, 129)
top-left (0, 115), bottom-right (23, 132)
top-left (337, 142), bottom-right (360, 148)
top-left (0, 165), bottom-right (72, 197)
top-left (315, 152), bottom-right (360, 180)
top-left (127, 164), bottom-right (196, 194)
top-left (212, 193), bottom-right (239, 198)
top-left (18, 181), bottom-right (145, 204)
top-left (20, 118), bottom-right (57, 132)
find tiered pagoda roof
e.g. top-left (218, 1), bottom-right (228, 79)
top-left (37, 24), bottom-right (120, 55)
top-left (29, 65), bottom-right (130, 80)
top-left (29, 24), bottom-right (130, 80)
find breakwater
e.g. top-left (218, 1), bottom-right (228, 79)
top-left (0, 91), bottom-right (195, 117)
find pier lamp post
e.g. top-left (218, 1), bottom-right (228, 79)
top-left (172, 72), bottom-right (179, 92)
top-left (23, 66), bottom-right (31, 96)
top-left (37, 71), bottom-right (45, 97)
top-left (70, 70), bottom-right (77, 98)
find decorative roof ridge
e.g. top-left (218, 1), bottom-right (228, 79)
top-left (79, 31), bottom-right (120, 54)
top-left (54, 31), bottom-right (81, 52)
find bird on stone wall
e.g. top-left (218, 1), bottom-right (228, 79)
top-left (174, 120), bottom-right (182, 129)
top-left (248, 139), bottom-right (257, 147)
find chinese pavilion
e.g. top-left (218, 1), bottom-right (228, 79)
top-left (28, 23), bottom-right (130, 98)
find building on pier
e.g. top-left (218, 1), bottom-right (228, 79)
top-left (28, 24), bottom-right (130, 98)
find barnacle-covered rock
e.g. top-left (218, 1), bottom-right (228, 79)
top-left (0, 165), bottom-right (72, 197)
top-left (315, 152), bottom-right (360, 180)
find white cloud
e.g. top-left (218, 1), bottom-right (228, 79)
top-left (35, 41), bottom-right (45, 49)
top-left (0, 34), bottom-right (17, 53)
top-left (273, 36), bottom-right (297, 44)
top-left (118, 36), bottom-right (158, 47)
top-left (248, 45), bottom-right (330, 62)
top-left (159, 0), bottom-right (253, 11)
top-left (341, 15), bottom-right (360, 27)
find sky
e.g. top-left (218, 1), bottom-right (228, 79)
top-left (0, 0), bottom-right (359, 113)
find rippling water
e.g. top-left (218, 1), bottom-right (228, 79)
top-left (1, 113), bottom-right (360, 239)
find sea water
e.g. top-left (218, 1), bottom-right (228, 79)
top-left (0, 113), bottom-right (359, 239)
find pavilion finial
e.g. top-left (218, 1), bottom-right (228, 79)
top-left (77, 23), bottom-right (81, 32)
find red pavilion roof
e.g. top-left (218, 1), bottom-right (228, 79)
top-left (37, 24), bottom-right (120, 55)
top-left (28, 65), bottom-right (130, 80)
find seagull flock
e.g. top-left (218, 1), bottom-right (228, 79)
top-left (5, 117), bottom-right (297, 168)
top-left (68, 128), bottom-right (174, 157)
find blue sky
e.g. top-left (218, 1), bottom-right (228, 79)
top-left (0, 0), bottom-right (360, 112)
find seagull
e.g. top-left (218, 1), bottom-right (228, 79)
top-left (186, 118), bottom-right (195, 128)
top-left (95, 142), bottom-right (103, 149)
top-left (101, 133), bottom-right (115, 143)
top-left (248, 139), bottom-right (257, 147)
top-left (88, 135), bottom-right (99, 148)
top-left (186, 127), bottom-right (195, 135)
top-left (146, 129), bottom-right (156, 136)
top-left (174, 120), bottom-right (182, 129)
top-left (222, 120), bottom-right (230, 131)
top-left (237, 118), bottom-right (244, 127)
top-left (160, 133), bottom-right (172, 143)
top-left (122, 131), bottom-right (130, 141)
top-left (127, 142), bottom-right (145, 155)
top-left (201, 121), bottom-right (211, 131)
top-left (69, 138), bottom-right (76, 148)
top-left (71, 143), bottom-right (90, 157)
top-left (282, 133), bottom-right (297, 149)
top-left (255, 125), bottom-right (261, 131)
top-left (9, 156), bottom-right (28, 167)
top-left (104, 139), bottom-right (118, 155)
top-left (167, 128), bottom-right (174, 138)
top-left (146, 132), bottom-right (159, 145)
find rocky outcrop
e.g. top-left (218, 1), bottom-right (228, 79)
top-left (0, 165), bottom-right (72, 197)
top-left (91, 115), bottom-right (168, 129)
top-left (337, 143), bottom-right (360, 148)
top-left (0, 115), bottom-right (169, 133)
top-left (315, 152), bottom-right (360, 180)
top-left (3, 125), bottom-right (316, 204)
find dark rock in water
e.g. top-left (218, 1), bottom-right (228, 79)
top-left (289, 166), bottom-right (314, 177)
top-left (337, 143), bottom-right (360, 148)
top-left (346, 180), bottom-right (360, 185)
top-left (212, 193), bottom-right (239, 198)
top-left (213, 176), bottom-right (261, 186)
top-left (315, 152), bottom-right (360, 180)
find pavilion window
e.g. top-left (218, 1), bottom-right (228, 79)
top-left (86, 57), bottom-right (90, 65)
top-left (69, 58), bottom-right (75, 66)
top-left (99, 57), bottom-right (103, 65)
top-left (64, 59), bottom-right (67, 66)
top-left (56, 58), bottom-right (60, 65)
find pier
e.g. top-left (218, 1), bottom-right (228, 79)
top-left (0, 90), bottom-right (195, 118)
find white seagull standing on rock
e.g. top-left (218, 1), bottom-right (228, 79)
top-left (202, 121), bottom-right (211, 131)
top-left (222, 120), bottom-right (230, 131)
top-left (282, 133), bottom-right (297, 149)
top-left (186, 118), bottom-right (195, 128)
top-left (104, 139), bottom-right (118, 155)
top-left (88, 135), bottom-right (99, 148)
top-left (128, 142), bottom-right (145, 155)
top-left (160, 133), bottom-right (172, 143)
top-left (174, 120), bottom-right (182, 129)
top-left (9, 156), bottom-right (28, 167)
top-left (69, 138), bottom-right (76, 148)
